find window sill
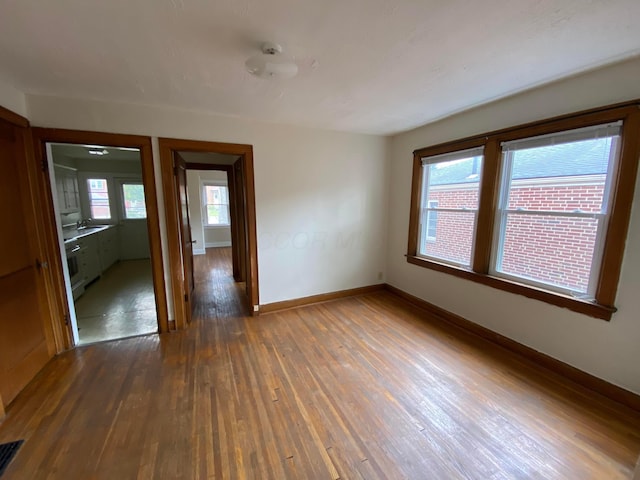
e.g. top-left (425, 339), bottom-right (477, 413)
top-left (406, 255), bottom-right (615, 321)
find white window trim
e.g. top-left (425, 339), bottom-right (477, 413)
top-left (489, 126), bottom-right (622, 299)
top-left (417, 149), bottom-right (484, 268)
top-left (117, 179), bottom-right (147, 221)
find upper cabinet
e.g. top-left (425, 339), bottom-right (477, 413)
top-left (54, 165), bottom-right (80, 214)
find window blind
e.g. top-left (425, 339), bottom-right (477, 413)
top-left (421, 146), bottom-right (484, 165)
top-left (501, 121), bottom-right (622, 152)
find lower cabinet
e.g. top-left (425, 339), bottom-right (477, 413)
top-left (76, 226), bottom-right (120, 291)
top-left (98, 227), bottom-right (119, 272)
top-left (78, 235), bottom-right (101, 284)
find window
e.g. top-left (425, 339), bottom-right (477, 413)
top-left (121, 183), bottom-right (147, 219)
top-left (425, 200), bottom-right (439, 241)
top-left (87, 178), bottom-right (110, 219)
top-left (492, 123), bottom-right (620, 298)
top-left (417, 147), bottom-right (483, 266)
top-left (407, 103), bottom-right (640, 320)
top-left (203, 184), bottom-right (230, 226)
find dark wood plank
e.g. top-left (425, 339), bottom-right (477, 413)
top-left (0, 247), bottom-right (639, 478)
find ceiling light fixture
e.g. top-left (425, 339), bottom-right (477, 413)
top-left (245, 42), bottom-right (298, 80)
top-left (88, 149), bottom-right (109, 156)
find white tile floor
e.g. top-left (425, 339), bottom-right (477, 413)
top-left (74, 259), bottom-right (158, 345)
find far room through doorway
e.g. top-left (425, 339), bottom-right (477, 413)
top-left (179, 151), bottom-right (248, 319)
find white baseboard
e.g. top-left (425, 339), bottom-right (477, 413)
top-left (193, 248), bottom-right (206, 255)
top-left (206, 241), bottom-right (232, 248)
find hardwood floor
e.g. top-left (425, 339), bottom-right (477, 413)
top-left (1, 247), bottom-right (639, 478)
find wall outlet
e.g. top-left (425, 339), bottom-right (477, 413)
top-left (253, 305), bottom-right (259, 312)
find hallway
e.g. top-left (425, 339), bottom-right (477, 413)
top-left (0, 251), bottom-right (639, 478)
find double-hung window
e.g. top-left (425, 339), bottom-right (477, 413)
top-left (87, 178), bottom-right (111, 219)
top-left (407, 103), bottom-right (640, 320)
top-left (418, 147), bottom-right (484, 267)
top-left (491, 122), bottom-right (621, 298)
top-left (202, 184), bottom-right (230, 226)
top-left (121, 182), bottom-right (147, 219)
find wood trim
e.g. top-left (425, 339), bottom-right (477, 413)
top-left (30, 128), bottom-right (169, 337)
top-left (138, 143), bottom-right (170, 333)
top-left (259, 284), bottom-right (386, 314)
top-left (406, 152), bottom-right (422, 257)
top-left (0, 104), bottom-right (29, 128)
top-left (472, 138), bottom-right (500, 273)
top-left (384, 284), bottom-right (640, 413)
top-left (242, 148), bottom-right (259, 313)
top-left (596, 109), bottom-right (640, 305)
top-left (407, 101), bottom-right (640, 319)
top-left (159, 147), bottom-right (187, 330)
top-left (29, 134), bottom-right (74, 350)
top-left (412, 100), bottom-right (640, 156)
top-left (0, 392), bottom-right (4, 419)
top-left (184, 162), bottom-right (233, 173)
top-left (158, 138), bottom-right (260, 326)
top-left (20, 127), bottom-right (58, 356)
top-left (406, 255), bottom-right (614, 320)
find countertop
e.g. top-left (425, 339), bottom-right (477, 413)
top-left (63, 225), bottom-right (115, 244)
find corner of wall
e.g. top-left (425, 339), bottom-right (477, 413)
top-left (0, 77), bottom-right (28, 119)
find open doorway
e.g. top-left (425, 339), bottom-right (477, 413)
top-left (30, 129), bottom-right (168, 348)
top-left (46, 143), bottom-right (157, 344)
top-left (182, 161), bottom-right (241, 314)
top-left (159, 139), bottom-right (259, 329)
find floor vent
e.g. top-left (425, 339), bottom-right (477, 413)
top-left (0, 440), bottom-right (24, 477)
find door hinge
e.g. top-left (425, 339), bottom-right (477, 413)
top-left (184, 293), bottom-right (189, 303)
top-left (64, 313), bottom-right (70, 326)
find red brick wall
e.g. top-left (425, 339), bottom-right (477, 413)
top-left (422, 181), bottom-right (605, 292)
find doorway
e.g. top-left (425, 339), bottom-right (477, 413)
top-left (31, 129), bottom-right (168, 347)
top-left (47, 143), bottom-right (157, 344)
top-left (159, 139), bottom-right (259, 329)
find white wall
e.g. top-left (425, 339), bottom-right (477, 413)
top-left (27, 95), bottom-right (389, 308)
top-left (0, 77), bottom-right (27, 118)
top-left (387, 56), bottom-right (640, 395)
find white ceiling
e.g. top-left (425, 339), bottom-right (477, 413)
top-left (51, 144), bottom-right (141, 162)
top-left (0, 0), bottom-right (639, 135)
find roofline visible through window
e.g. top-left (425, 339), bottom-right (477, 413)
top-left (407, 100), bottom-right (640, 320)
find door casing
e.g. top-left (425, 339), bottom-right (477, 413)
top-left (31, 128), bottom-right (169, 337)
top-left (159, 138), bottom-right (259, 329)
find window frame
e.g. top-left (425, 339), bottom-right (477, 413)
top-left (119, 180), bottom-right (147, 220)
top-left (406, 102), bottom-right (640, 320)
top-left (201, 181), bottom-right (230, 227)
top-left (86, 177), bottom-right (112, 220)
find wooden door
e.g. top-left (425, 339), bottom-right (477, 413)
top-left (0, 118), bottom-right (54, 407)
top-left (175, 153), bottom-right (195, 323)
top-left (233, 157), bottom-right (248, 285)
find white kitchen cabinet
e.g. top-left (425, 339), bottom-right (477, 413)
top-left (54, 165), bottom-right (80, 214)
top-left (98, 226), bottom-right (119, 272)
top-left (77, 234), bottom-right (101, 285)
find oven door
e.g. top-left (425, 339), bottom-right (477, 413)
top-left (66, 244), bottom-right (84, 289)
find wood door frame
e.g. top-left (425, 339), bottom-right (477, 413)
top-left (0, 107), bottom-right (58, 414)
top-left (0, 107), bottom-right (62, 353)
top-left (159, 138), bottom-right (259, 329)
top-left (31, 128), bottom-right (169, 337)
